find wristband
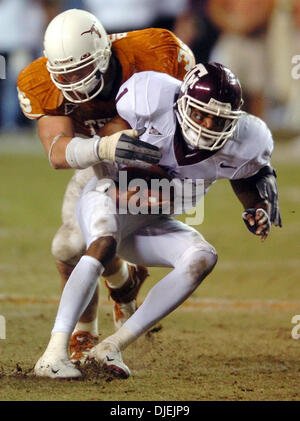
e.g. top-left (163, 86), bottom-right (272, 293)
top-left (65, 136), bottom-right (101, 169)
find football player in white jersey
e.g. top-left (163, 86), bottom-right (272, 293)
top-left (34, 63), bottom-right (281, 379)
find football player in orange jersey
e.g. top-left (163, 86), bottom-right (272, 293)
top-left (17, 9), bottom-right (195, 363)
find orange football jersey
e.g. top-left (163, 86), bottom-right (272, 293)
top-left (17, 28), bottom-right (195, 137)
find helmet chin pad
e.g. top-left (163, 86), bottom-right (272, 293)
top-left (183, 128), bottom-right (215, 149)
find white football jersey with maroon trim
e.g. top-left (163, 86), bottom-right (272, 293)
top-left (116, 71), bottom-right (274, 195)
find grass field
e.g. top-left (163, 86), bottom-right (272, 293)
top-left (0, 130), bottom-right (299, 402)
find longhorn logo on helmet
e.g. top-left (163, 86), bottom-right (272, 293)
top-left (81, 24), bottom-right (102, 39)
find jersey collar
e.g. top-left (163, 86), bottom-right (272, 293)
top-left (173, 123), bottom-right (218, 166)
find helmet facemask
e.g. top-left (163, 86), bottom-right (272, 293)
top-left (177, 94), bottom-right (242, 151)
top-left (175, 62), bottom-right (243, 151)
top-left (46, 45), bottom-right (111, 103)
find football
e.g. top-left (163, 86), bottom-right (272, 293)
top-left (117, 164), bottom-right (174, 212)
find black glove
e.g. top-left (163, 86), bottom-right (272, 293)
top-left (255, 167), bottom-right (282, 227)
top-left (115, 134), bottom-right (162, 168)
top-left (98, 130), bottom-right (162, 169)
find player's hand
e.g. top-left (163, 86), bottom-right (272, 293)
top-left (242, 208), bottom-right (271, 242)
top-left (98, 130), bottom-right (162, 168)
top-left (114, 165), bottom-right (174, 214)
top-left (137, 185), bottom-right (174, 214)
top-left (116, 185), bottom-right (174, 214)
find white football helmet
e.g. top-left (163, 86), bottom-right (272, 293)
top-left (44, 9), bottom-right (112, 103)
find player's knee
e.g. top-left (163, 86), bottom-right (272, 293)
top-left (182, 244), bottom-right (218, 288)
top-left (86, 236), bottom-right (117, 267)
top-left (51, 224), bottom-right (85, 265)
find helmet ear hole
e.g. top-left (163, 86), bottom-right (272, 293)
top-left (176, 62), bottom-right (243, 151)
top-left (44, 9), bottom-right (112, 103)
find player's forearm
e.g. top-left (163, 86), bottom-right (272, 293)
top-left (44, 133), bottom-right (93, 170)
top-left (47, 131), bottom-right (162, 171)
top-left (38, 117), bottom-right (102, 170)
top-left (40, 130), bottom-right (101, 170)
top-left (38, 115), bottom-right (161, 170)
top-left (230, 179), bottom-right (269, 212)
top-left (38, 115), bottom-right (75, 169)
top-left (231, 164), bottom-right (282, 225)
top-left (39, 124), bottom-right (103, 170)
top-left (48, 135), bottom-right (74, 169)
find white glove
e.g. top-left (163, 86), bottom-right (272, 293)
top-left (98, 129), bottom-right (161, 168)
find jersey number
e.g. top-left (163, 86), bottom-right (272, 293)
top-left (17, 88), bottom-right (32, 114)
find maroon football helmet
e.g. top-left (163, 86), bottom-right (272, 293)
top-left (176, 62), bottom-right (243, 151)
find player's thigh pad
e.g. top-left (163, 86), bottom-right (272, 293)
top-left (76, 177), bottom-right (121, 248)
top-left (76, 177), bottom-right (164, 249)
top-left (118, 217), bottom-right (217, 268)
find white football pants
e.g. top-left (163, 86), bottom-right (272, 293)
top-left (72, 176), bottom-right (218, 338)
